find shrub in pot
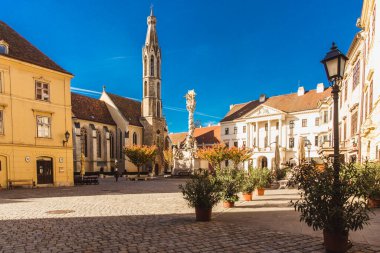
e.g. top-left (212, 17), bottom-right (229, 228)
top-left (252, 167), bottom-right (271, 196)
top-left (216, 167), bottom-right (244, 207)
top-left (241, 167), bottom-right (258, 201)
top-left (179, 169), bottom-right (222, 221)
top-left (361, 162), bottom-right (380, 208)
top-left (290, 163), bottom-right (371, 253)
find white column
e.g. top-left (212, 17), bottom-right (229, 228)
top-left (268, 120), bottom-right (271, 148)
top-left (246, 123), bottom-right (250, 147)
top-left (279, 119), bottom-right (283, 147)
top-left (256, 122), bottom-right (259, 148)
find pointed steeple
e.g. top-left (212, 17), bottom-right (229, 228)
top-left (145, 6), bottom-right (158, 47)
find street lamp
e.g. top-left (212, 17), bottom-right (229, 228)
top-left (321, 42), bottom-right (348, 175)
top-left (63, 131), bottom-right (70, 146)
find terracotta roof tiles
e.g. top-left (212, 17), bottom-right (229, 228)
top-left (169, 125), bottom-right (221, 146)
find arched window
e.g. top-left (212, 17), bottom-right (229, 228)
top-left (150, 55), bottom-right (154, 76)
top-left (144, 81), bottom-right (148, 97)
top-left (0, 41), bottom-right (9, 55)
top-left (144, 56), bottom-right (147, 76)
top-left (157, 82), bottom-right (160, 99)
top-left (80, 128), bottom-right (88, 157)
top-left (157, 58), bottom-right (160, 78)
top-left (133, 132), bottom-right (137, 145)
top-left (110, 132), bottom-right (114, 159)
top-left (157, 102), bottom-right (161, 117)
top-left (97, 130), bottom-right (102, 158)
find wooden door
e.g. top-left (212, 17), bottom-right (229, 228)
top-left (37, 158), bottom-right (53, 184)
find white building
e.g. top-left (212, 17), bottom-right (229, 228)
top-left (221, 84), bottom-right (331, 169)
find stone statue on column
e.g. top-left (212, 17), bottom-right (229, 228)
top-left (185, 90), bottom-right (196, 150)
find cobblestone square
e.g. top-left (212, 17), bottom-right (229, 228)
top-left (0, 178), bottom-right (379, 253)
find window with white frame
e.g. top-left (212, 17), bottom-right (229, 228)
top-left (289, 137), bottom-right (294, 148)
top-left (302, 119), bottom-right (307, 127)
top-left (289, 120), bottom-right (294, 129)
top-left (35, 81), bottom-right (50, 101)
top-left (315, 117), bottom-right (319, 126)
top-left (37, 116), bottom-right (51, 138)
top-left (233, 126), bottom-right (237, 134)
top-left (0, 41), bottom-right (8, 54)
top-left (352, 60), bottom-right (360, 90)
top-left (0, 110), bottom-right (3, 134)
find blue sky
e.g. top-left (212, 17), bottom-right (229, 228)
top-left (2, 0), bottom-right (361, 133)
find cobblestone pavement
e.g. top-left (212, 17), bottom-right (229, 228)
top-left (0, 177), bottom-right (379, 253)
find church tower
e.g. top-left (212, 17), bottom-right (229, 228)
top-left (140, 7), bottom-right (168, 174)
top-left (142, 7), bottom-right (162, 120)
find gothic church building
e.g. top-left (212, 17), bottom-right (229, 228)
top-left (72, 10), bottom-right (170, 175)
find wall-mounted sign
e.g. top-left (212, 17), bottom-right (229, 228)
top-left (59, 157), bottom-right (64, 163)
top-left (25, 156), bottom-right (31, 163)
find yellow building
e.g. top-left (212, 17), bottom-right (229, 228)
top-left (0, 21), bottom-right (74, 188)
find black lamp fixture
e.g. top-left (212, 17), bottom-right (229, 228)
top-left (321, 42), bottom-right (348, 83)
top-left (63, 131), bottom-right (70, 146)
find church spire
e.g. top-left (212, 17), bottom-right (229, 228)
top-left (145, 6), bottom-right (158, 47)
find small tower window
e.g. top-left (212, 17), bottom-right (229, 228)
top-left (144, 56), bottom-right (147, 76)
top-left (133, 132), bottom-right (138, 145)
top-left (150, 55), bottom-right (154, 76)
top-left (0, 41), bottom-right (9, 54)
top-left (144, 81), bottom-right (148, 97)
top-left (157, 82), bottom-right (160, 99)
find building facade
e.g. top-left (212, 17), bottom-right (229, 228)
top-left (72, 9), bottom-right (170, 175)
top-left (0, 21), bottom-right (74, 188)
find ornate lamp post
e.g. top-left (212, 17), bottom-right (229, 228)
top-left (321, 42), bottom-right (348, 176)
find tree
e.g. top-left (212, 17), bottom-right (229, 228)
top-left (124, 145), bottom-right (157, 177)
top-left (163, 148), bottom-right (174, 171)
top-left (228, 146), bottom-right (253, 169)
top-left (197, 144), bottom-right (230, 170)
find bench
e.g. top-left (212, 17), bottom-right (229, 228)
top-left (8, 179), bottom-right (35, 189)
top-left (74, 175), bottom-right (99, 185)
top-left (128, 174), bottom-right (150, 181)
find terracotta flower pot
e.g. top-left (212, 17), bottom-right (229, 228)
top-left (223, 201), bottom-right (235, 208)
top-left (242, 192), bottom-right (253, 201)
top-left (323, 229), bottom-right (349, 253)
top-left (257, 188), bottom-right (265, 196)
top-left (368, 198), bottom-right (380, 208)
top-left (195, 207), bottom-right (212, 222)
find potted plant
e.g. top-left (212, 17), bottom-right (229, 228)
top-left (241, 167), bottom-right (257, 201)
top-left (179, 169), bottom-right (222, 221)
top-left (362, 162), bottom-right (380, 208)
top-left (291, 163), bottom-right (371, 253)
top-left (253, 167), bottom-right (271, 196)
top-left (216, 167), bottom-right (243, 207)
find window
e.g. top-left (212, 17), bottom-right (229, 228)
top-left (289, 138), bottom-right (294, 148)
top-left (144, 81), bottom-right (148, 97)
top-left (302, 119), bottom-right (307, 127)
top-left (265, 123), bottom-right (268, 131)
top-left (0, 42), bottom-right (8, 54)
top-left (289, 120), bottom-right (294, 129)
top-left (276, 122), bottom-right (279, 130)
top-left (233, 126), bottom-right (237, 134)
top-left (0, 110), bottom-right (3, 134)
top-left (110, 132), bottom-right (114, 159)
top-left (243, 126), bottom-right (246, 133)
top-left (234, 141), bottom-right (238, 147)
top-left (323, 111), bottom-right (328, 123)
top-left (37, 116), bottom-right (51, 138)
top-left (81, 128), bottom-right (88, 157)
top-left (351, 111), bottom-right (358, 136)
top-left (315, 117), bottom-right (319, 126)
top-left (35, 81), bottom-right (50, 101)
top-left (352, 60), bottom-right (360, 90)
top-left (264, 136), bottom-right (268, 147)
top-left (97, 131), bottom-right (101, 158)
top-left (225, 128), bottom-right (229, 135)
top-left (133, 132), bottom-right (138, 145)
top-left (315, 136), bottom-right (318, 146)
top-left (144, 56), bottom-right (147, 76)
top-left (150, 55), bottom-right (154, 76)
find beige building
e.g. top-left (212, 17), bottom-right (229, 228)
top-left (0, 21), bottom-right (74, 188)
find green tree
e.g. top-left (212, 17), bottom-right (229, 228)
top-left (124, 145), bottom-right (157, 177)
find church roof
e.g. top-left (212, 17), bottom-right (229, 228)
top-left (106, 93), bottom-right (143, 127)
top-left (71, 93), bottom-right (115, 125)
top-left (169, 125), bottom-right (221, 147)
top-left (0, 21), bottom-right (71, 75)
top-left (221, 88), bottom-right (332, 122)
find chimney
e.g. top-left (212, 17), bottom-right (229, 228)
top-left (316, 83), bottom-right (324, 93)
top-left (230, 104), bottom-right (234, 110)
top-left (297, 86), bottom-right (305, 96)
top-left (259, 94), bottom-right (266, 102)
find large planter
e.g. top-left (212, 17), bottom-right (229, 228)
top-left (195, 207), bottom-right (212, 222)
top-left (223, 201), bottom-right (235, 208)
top-left (242, 192), bottom-right (253, 201)
top-left (257, 188), bottom-right (265, 196)
top-left (368, 198), bottom-right (380, 208)
top-left (323, 230), bottom-right (349, 253)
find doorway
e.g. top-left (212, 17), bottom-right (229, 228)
top-left (37, 157), bottom-right (53, 184)
top-left (0, 156), bottom-right (7, 188)
top-left (154, 163), bottom-right (159, 175)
